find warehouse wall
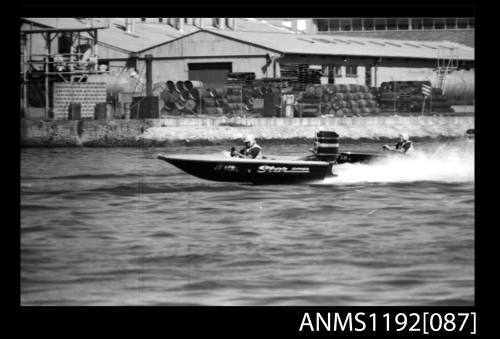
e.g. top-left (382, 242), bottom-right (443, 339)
top-left (136, 56), bottom-right (270, 83)
top-left (142, 31), bottom-right (275, 58)
top-left (96, 43), bottom-right (130, 60)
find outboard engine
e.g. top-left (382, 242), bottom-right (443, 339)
top-left (313, 130), bottom-right (339, 161)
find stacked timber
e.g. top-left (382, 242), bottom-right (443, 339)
top-left (279, 64), bottom-right (321, 90)
top-left (226, 72), bottom-right (256, 85)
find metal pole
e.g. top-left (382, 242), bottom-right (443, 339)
top-left (421, 96), bottom-right (426, 115)
top-left (45, 57), bottom-right (49, 120)
top-left (44, 33), bottom-right (52, 120)
top-left (22, 35), bottom-right (28, 118)
top-left (319, 85), bottom-right (322, 116)
top-left (145, 54), bottom-right (153, 96)
top-left (94, 30), bottom-right (98, 72)
top-left (393, 80), bottom-right (397, 115)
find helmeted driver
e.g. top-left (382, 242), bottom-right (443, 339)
top-left (383, 133), bottom-right (413, 153)
top-left (231, 135), bottom-right (263, 159)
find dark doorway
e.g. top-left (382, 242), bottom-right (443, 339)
top-left (365, 65), bottom-right (372, 86)
top-left (188, 62), bottom-right (232, 88)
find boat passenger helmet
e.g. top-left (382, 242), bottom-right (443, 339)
top-left (399, 133), bottom-right (409, 141)
top-left (244, 135), bottom-right (255, 146)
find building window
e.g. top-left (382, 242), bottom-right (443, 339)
top-left (314, 17), bottom-right (472, 32)
top-left (141, 18), bottom-right (146, 22)
top-left (329, 19), bottom-right (340, 31)
top-left (352, 18), bottom-right (363, 31)
top-left (346, 65), bottom-right (358, 77)
top-left (434, 18), bottom-right (445, 29)
top-left (158, 18), bottom-right (163, 23)
top-left (317, 19), bottom-right (329, 31)
top-left (387, 18), bottom-right (397, 30)
top-left (323, 64), bottom-right (338, 83)
top-left (333, 65), bottom-right (342, 77)
top-left (340, 18), bottom-right (352, 31)
top-left (213, 18), bottom-right (220, 27)
top-left (411, 18), bottom-right (423, 30)
top-left (423, 17), bottom-right (434, 29)
top-left (457, 17), bottom-right (468, 28)
top-left (445, 18), bottom-right (456, 29)
top-left (363, 18), bottom-right (374, 30)
top-left (397, 18), bottom-right (409, 30)
top-left (324, 64), bottom-right (342, 80)
top-left (375, 18), bottom-right (386, 30)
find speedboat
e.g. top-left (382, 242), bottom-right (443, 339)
top-left (157, 131), bottom-right (387, 184)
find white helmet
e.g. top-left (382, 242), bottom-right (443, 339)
top-left (244, 135), bottom-right (255, 145)
top-left (399, 133), bottom-right (409, 141)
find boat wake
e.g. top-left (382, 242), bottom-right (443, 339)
top-left (323, 142), bottom-right (474, 185)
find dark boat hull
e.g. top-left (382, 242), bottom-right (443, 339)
top-left (158, 154), bottom-right (332, 183)
top-left (337, 152), bottom-right (388, 164)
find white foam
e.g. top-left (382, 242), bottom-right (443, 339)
top-left (323, 142), bottom-right (474, 184)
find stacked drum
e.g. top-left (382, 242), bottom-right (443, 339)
top-left (155, 80), bottom-right (203, 116)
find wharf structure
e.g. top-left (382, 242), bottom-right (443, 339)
top-left (20, 17), bottom-right (474, 122)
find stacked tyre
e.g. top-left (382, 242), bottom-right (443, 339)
top-left (200, 87), bottom-right (225, 115)
top-left (315, 84), bottom-right (379, 116)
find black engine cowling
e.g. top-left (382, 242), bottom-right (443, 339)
top-left (313, 131), bottom-right (339, 161)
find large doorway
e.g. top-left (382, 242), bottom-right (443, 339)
top-left (365, 65), bottom-right (372, 86)
top-left (188, 62), bottom-right (232, 89)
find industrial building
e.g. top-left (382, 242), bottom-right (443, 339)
top-left (126, 28), bottom-right (473, 88)
top-left (20, 17), bottom-right (474, 119)
top-left (264, 18), bottom-right (475, 47)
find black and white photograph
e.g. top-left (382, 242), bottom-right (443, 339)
top-left (20, 15), bottom-right (475, 309)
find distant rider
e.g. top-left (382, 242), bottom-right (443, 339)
top-left (382, 133), bottom-right (413, 153)
top-left (231, 135), bottom-right (263, 159)
top-left (465, 129), bottom-right (474, 141)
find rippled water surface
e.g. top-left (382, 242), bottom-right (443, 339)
top-left (21, 141), bottom-right (474, 305)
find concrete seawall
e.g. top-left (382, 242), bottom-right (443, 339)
top-left (21, 116), bottom-right (474, 147)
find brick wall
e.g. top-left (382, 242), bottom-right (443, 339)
top-left (53, 82), bottom-right (107, 120)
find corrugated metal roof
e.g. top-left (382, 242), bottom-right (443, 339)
top-left (203, 28), bottom-right (474, 61)
top-left (98, 19), bottom-right (200, 52)
top-left (235, 18), bottom-right (296, 33)
top-left (21, 18), bottom-right (474, 61)
top-left (22, 18), bottom-right (200, 53)
top-left (102, 19), bottom-right (295, 52)
top-left (23, 18), bottom-right (93, 30)
top-left (22, 18), bottom-right (295, 54)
